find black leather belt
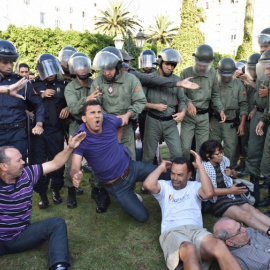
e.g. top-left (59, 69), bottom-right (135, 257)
top-left (225, 119), bottom-right (235, 123)
top-left (104, 162), bottom-right (131, 187)
top-left (196, 108), bottom-right (209, 115)
top-left (0, 120), bottom-right (26, 130)
top-left (148, 111), bottom-right (173, 121)
top-left (256, 106), bottom-right (264, 112)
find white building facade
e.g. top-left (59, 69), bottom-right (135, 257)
top-left (0, 0), bottom-right (269, 56)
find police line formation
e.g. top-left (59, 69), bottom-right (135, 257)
top-left (1, 27), bottom-right (270, 270)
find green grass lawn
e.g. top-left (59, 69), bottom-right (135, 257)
top-left (0, 146), bottom-right (268, 270)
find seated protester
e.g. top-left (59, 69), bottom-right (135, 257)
top-left (214, 217), bottom-right (270, 270)
top-left (143, 152), bottom-right (241, 270)
top-left (197, 140), bottom-right (270, 235)
top-left (0, 132), bottom-right (86, 270)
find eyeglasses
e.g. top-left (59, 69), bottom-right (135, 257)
top-left (226, 222), bottom-right (244, 240)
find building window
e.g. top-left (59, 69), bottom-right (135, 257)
top-left (206, 2), bottom-right (209, 9)
top-left (82, 11), bottom-right (85, 17)
top-left (231, 34), bottom-right (236, 40)
top-left (94, 3), bottom-right (97, 7)
top-left (24, 0), bottom-right (30, 5)
top-left (231, 0), bottom-right (235, 3)
top-left (40, 12), bottom-right (45, 24)
top-left (55, 20), bottom-right (60, 27)
top-left (55, 7), bottom-right (60, 12)
top-left (69, 7), bottom-right (73, 13)
top-left (70, 24), bottom-right (73, 29)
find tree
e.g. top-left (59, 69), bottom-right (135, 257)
top-left (171, 0), bottom-right (205, 74)
top-left (94, 0), bottom-right (142, 38)
top-left (147, 14), bottom-right (179, 46)
top-left (235, 0), bottom-right (255, 61)
top-left (0, 25), bottom-right (113, 72)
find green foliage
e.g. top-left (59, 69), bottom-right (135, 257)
top-left (235, 0), bottom-right (254, 61)
top-left (0, 24), bottom-right (114, 73)
top-left (94, 0), bottom-right (142, 37)
top-left (171, 0), bottom-right (205, 75)
top-left (147, 14), bottom-right (179, 46)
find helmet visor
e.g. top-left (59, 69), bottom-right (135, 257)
top-left (139, 55), bottom-right (156, 69)
top-left (38, 59), bottom-right (63, 80)
top-left (68, 56), bottom-right (91, 75)
top-left (218, 74), bottom-right (233, 84)
top-left (246, 63), bottom-right (257, 80)
top-left (59, 49), bottom-right (76, 67)
top-left (256, 61), bottom-right (270, 82)
top-left (258, 33), bottom-right (270, 45)
top-left (193, 57), bottom-right (213, 75)
top-left (93, 51), bottom-right (120, 71)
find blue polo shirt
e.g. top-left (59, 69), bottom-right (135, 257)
top-left (73, 114), bottom-right (130, 182)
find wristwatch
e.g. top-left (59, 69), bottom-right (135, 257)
top-left (5, 85), bottom-right (11, 95)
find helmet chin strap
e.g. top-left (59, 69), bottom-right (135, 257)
top-left (78, 74), bottom-right (90, 80)
top-left (105, 68), bottom-right (119, 83)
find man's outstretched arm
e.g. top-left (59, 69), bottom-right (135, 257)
top-left (42, 132), bottom-right (86, 175)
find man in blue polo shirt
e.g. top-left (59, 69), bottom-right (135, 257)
top-left (71, 100), bottom-right (171, 222)
top-left (0, 132), bottom-right (86, 270)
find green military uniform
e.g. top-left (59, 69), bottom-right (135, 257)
top-left (245, 79), bottom-right (268, 178)
top-left (210, 78), bottom-right (248, 165)
top-left (259, 81), bottom-right (270, 182)
top-left (180, 67), bottom-right (224, 159)
top-left (64, 78), bottom-right (93, 187)
top-left (142, 70), bottom-right (187, 163)
top-left (90, 71), bottom-right (146, 160)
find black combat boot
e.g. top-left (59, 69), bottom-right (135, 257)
top-left (52, 189), bottom-right (62, 204)
top-left (91, 187), bottom-right (111, 213)
top-left (67, 187), bottom-right (77, 209)
top-left (250, 175), bottom-right (260, 207)
top-left (38, 192), bottom-right (49, 209)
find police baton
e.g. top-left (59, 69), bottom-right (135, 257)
top-left (61, 119), bottom-right (69, 145)
top-left (26, 115), bottom-right (32, 165)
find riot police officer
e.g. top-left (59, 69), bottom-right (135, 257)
top-left (64, 52), bottom-right (111, 212)
top-left (180, 44), bottom-right (225, 159)
top-left (142, 48), bottom-right (187, 164)
top-left (255, 49), bottom-right (270, 211)
top-left (210, 57), bottom-right (248, 165)
top-left (0, 39), bottom-right (44, 161)
top-left (31, 53), bottom-right (68, 209)
top-left (58, 46), bottom-right (77, 82)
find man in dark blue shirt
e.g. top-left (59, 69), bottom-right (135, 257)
top-left (0, 39), bottom-right (44, 161)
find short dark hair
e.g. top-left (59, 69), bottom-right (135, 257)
top-left (0, 146), bottom-right (16, 164)
top-left (82, 100), bottom-right (101, 116)
top-left (200, 140), bottom-right (223, 161)
top-left (171, 157), bottom-right (191, 173)
top-left (19, 63), bottom-right (29, 70)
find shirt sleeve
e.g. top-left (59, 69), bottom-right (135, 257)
top-left (31, 164), bottom-right (43, 185)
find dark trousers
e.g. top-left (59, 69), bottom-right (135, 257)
top-left (31, 129), bottom-right (64, 194)
top-left (0, 217), bottom-right (70, 268)
top-left (0, 127), bottom-right (28, 161)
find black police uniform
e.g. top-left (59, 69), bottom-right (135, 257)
top-left (31, 78), bottom-right (67, 195)
top-left (0, 74), bottom-right (44, 161)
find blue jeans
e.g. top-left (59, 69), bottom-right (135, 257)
top-left (0, 217), bottom-right (70, 268)
top-left (105, 161), bottom-right (171, 223)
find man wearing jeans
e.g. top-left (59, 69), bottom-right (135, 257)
top-left (0, 132), bottom-right (86, 270)
top-left (71, 100), bottom-right (170, 222)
